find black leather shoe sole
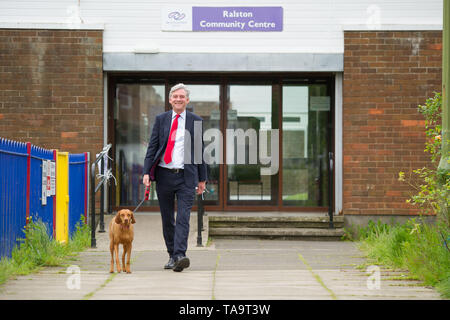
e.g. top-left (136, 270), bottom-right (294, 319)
top-left (173, 257), bottom-right (190, 272)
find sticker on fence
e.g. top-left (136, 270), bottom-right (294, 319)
top-left (50, 161), bottom-right (56, 196)
top-left (42, 160), bottom-right (56, 204)
top-left (42, 160), bottom-right (47, 205)
top-left (46, 160), bottom-right (51, 197)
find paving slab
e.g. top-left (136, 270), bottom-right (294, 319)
top-left (0, 213), bottom-right (444, 300)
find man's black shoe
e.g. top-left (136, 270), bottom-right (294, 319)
top-left (173, 256), bottom-right (190, 272)
top-left (164, 257), bottom-right (175, 269)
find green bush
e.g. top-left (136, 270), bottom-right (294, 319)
top-left (398, 92), bottom-right (449, 225)
top-left (357, 92), bottom-right (449, 299)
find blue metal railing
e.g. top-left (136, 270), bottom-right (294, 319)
top-left (0, 138), bottom-right (28, 258)
top-left (69, 153), bottom-right (89, 237)
top-left (0, 137), bottom-right (90, 258)
top-left (29, 145), bottom-right (55, 237)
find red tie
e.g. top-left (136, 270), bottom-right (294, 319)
top-left (164, 114), bottom-right (180, 164)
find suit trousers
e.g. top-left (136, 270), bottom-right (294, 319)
top-left (155, 166), bottom-right (195, 259)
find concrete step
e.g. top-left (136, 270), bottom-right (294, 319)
top-left (209, 227), bottom-right (345, 241)
top-left (207, 215), bottom-right (344, 240)
top-left (209, 215), bottom-right (344, 229)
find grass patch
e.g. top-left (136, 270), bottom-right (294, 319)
top-left (298, 253), bottom-right (338, 300)
top-left (211, 254), bottom-right (221, 300)
top-left (355, 219), bottom-right (450, 299)
top-left (0, 216), bottom-right (91, 286)
top-left (83, 273), bottom-right (116, 300)
top-left (283, 193), bottom-right (308, 201)
top-left (206, 237), bottom-right (213, 247)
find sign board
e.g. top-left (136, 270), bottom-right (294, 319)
top-left (227, 109), bottom-right (238, 121)
top-left (310, 96), bottom-right (331, 112)
top-left (42, 160), bottom-right (56, 205)
top-left (42, 161), bottom-right (47, 205)
top-left (50, 161), bottom-right (56, 196)
top-left (46, 160), bottom-right (51, 197)
top-left (162, 6), bottom-right (283, 32)
top-left (210, 110), bottom-right (220, 121)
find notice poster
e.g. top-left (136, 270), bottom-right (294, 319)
top-left (42, 160), bottom-right (47, 205)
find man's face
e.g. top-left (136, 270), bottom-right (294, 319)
top-left (169, 88), bottom-right (189, 114)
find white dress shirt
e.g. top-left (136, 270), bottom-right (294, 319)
top-left (159, 110), bottom-right (186, 169)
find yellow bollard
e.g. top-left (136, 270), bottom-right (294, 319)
top-left (56, 152), bottom-right (69, 243)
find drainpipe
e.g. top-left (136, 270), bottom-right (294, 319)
top-left (439, 0), bottom-right (450, 171)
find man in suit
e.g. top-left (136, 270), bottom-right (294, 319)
top-left (142, 83), bottom-right (207, 272)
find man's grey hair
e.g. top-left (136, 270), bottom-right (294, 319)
top-left (169, 83), bottom-right (190, 98)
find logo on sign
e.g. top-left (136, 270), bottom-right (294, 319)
top-left (162, 6), bottom-right (192, 31)
top-left (168, 11), bottom-right (186, 21)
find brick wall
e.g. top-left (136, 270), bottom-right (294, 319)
top-left (343, 31), bottom-right (442, 215)
top-left (0, 29), bottom-right (103, 158)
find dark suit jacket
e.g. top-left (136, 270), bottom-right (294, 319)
top-left (143, 110), bottom-right (208, 188)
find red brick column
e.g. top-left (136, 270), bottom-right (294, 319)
top-left (0, 29), bottom-right (103, 158)
top-left (343, 31), bottom-right (442, 216)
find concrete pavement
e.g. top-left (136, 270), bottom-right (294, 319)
top-left (0, 212), bottom-right (443, 300)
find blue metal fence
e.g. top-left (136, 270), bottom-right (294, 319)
top-left (0, 138), bottom-right (28, 258)
top-left (29, 145), bottom-right (55, 238)
top-left (69, 153), bottom-right (88, 237)
top-left (0, 137), bottom-right (89, 259)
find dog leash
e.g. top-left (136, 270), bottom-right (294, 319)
top-left (134, 184), bottom-right (207, 213)
top-left (133, 185), bottom-right (150, 213)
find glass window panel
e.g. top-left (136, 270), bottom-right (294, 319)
top-left (282, 84), bottom-right (330, 207)
top-left (226, 85), bottom-right (277, 205)
top-left (115, 84), bottom-right (165, 206)
top-left (186, 85), bottom-right (220, 205)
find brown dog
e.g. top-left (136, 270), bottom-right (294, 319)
top-left (109, 209), bottom-right (136, 273)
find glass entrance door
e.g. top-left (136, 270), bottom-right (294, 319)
top-left (182, 84), bottom-right (221, 206)
top-left (114, 83), bottom-right (165, 207)
top-left (111, 75), bottom-right (333, 212)
top-left (225, 85), bottom-right (279, 206)
top-left (282, 84), bottom-right (331, 207)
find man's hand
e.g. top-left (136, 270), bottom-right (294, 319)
top-left (196, 181), bottom-right (206, 195)
top-left (143, 174), bottom-right (150, 187)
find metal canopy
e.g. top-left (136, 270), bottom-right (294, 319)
top-left (103, 52), bottom-right (343, 72)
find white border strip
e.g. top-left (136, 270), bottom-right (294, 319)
top-left (335, 72), bottom-right (343, 215)
top-left (0, 22), bottom-right (104, 30)
top-left (103, 72), bottom-right (108, 211)
top-left (103, 73), bottom-right (108, 148)
top-left (342, 24), bottom-right (442, 31)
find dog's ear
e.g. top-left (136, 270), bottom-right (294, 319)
top-left (114, 211), bottom-right (122, 225)
top-left (131, 212), bottom-right (136, 224)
